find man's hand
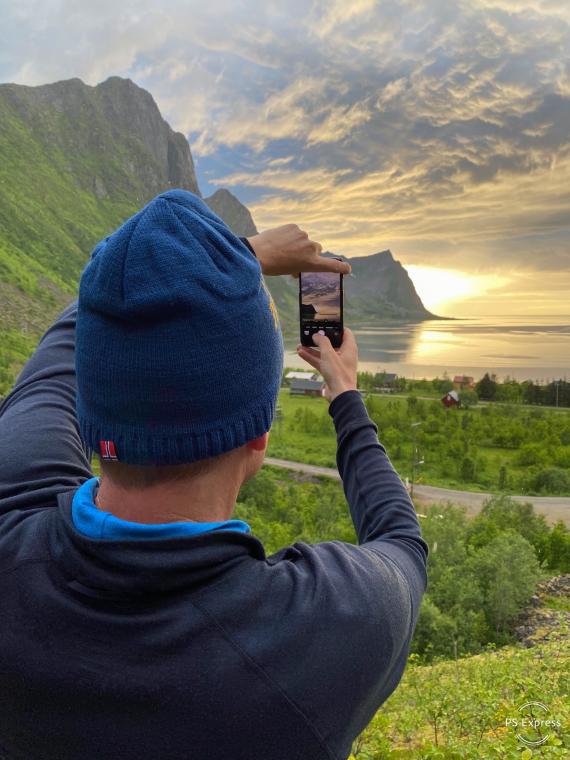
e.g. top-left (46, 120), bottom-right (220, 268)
top-left (296, 327), bottom-right (359, 403)
top-left (247, 224), bottom-right (351, 277)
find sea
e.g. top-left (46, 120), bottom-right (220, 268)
top-left (283, 315), bottom-right (570, 382)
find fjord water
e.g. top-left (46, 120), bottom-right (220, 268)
top-left (284, 315), bottom-right (570, 382)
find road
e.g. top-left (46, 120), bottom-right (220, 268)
top-left (264, 457), bottom-right (570, 526)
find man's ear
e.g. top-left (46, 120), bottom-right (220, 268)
top-left (246, 432), bottom-right (269, 452)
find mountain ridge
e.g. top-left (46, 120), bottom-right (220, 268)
top-left (0, 74), bottom-right (437, 393)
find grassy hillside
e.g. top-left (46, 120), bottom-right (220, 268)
top-left (353, 635), bottom-right (569, 758)
top-left (0, 77), bottom-right (201, 396)
top-left (0, 90), bottom-right (141, 391)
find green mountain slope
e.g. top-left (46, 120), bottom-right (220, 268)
top-left (0, 76), bottom-right (201, 393)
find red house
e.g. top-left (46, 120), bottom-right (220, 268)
top-left (442, 390), bottom-right (460, 408)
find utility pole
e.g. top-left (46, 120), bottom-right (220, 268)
top-left (555, 380), bottom-right (560, 408)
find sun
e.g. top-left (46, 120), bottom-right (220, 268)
top-left (405, 265), bottom-right (508, 314)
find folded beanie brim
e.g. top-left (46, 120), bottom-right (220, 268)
top-left (78, 389), bottom-right (277, 466)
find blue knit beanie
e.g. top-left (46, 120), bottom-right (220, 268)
top-left (75, 189), bottom-right (284, 465)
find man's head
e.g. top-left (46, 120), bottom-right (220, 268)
top-left (75, 189), bottom-right (283, 503)
top-left (97, 432), bottom-right (269, 492)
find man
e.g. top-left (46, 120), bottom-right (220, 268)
top-left (0, 189), bottom-right (427, 760)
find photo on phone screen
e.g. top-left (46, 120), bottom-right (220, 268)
top-left (299, 269), bottom-right (343, 348)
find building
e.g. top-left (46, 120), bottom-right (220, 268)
top-left (442, 390), bottom-right (460, 408)
top-left (289, 378), bottom-right (325, 397)
top-left (285, 371), bottom-right (320, 382)
top-left (374, 371), bottom-right (398, 392)
top-left (453, 375), bottom-right (474, 390)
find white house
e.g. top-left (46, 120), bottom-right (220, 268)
top-left (285, 371), bottom-right (322, 382)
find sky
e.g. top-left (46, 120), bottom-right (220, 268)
top-left (1, 0), bottom-right (569, 316)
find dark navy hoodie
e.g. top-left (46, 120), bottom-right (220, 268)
top-left (0, 301), bottom-right (428, 760)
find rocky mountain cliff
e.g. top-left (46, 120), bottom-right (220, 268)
top-left (346, 249), bottom-right (435, 319)
top-left (204, 189), bottom-right (258, 237)
top-left (1, 76), bottom-right (200, 203)
top-left (0, 74), bottom-right (435, 394)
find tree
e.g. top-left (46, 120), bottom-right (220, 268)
top-left (412, 595), bottom-right (457, 658)
top-left (533, 467), bottom-right (569, 494)
top-left (498, 465), bottom-right (507, 490)
top-left (476, 372), bottom-right (498, 401)
top-left (466, 496), bottom-right (550, 564)
top-left (469, 532), bottom-right (540, 634)
top-left (515, 443), bottom-right (547, 467)
top-left (459, 389), bottom-right (478, 408)
top-left (495, 380), bottom-right (522, 404)
top-left (357, 371), bottom-right (375, 392)
top-left (544, 521), bottom-right (570, 573)
top-left (460, 456), bottom-right (475, 482)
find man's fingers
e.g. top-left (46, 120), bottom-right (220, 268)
top-left (311, 332), bottom-right (333, 351)
top-left (337, 327), bottom-right (358, 356)
top-left (296, 344), bottom-right (322, 371)
top-left (306, 256), bottom-right (351, 275)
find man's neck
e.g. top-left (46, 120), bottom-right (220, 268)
top-left (94, 476), bottom-right (242, 525)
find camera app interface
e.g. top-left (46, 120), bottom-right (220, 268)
top-left (300, 271), bottom-right (342, 343)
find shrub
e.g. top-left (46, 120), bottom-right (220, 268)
top-left (533, 467), bottom-right (570, 494)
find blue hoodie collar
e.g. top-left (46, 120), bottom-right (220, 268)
top-left (71, 477), bottom-right (251, 541)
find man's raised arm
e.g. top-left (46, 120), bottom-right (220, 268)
top-left (0, 300), bottom-right (93, 515)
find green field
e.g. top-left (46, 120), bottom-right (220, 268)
top-left (268, 389), bottom-right (570, 495)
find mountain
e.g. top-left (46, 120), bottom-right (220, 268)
top-left (0, 74), bottom-right (435, 394)
top-left (0, 76), bottom-right (198, 339)
top-left (0, 76), bottom-right (252, 393)
top-left (346, 249), bottom-right (435, 320)
top-left (204, 189), bottom-right (258, 236)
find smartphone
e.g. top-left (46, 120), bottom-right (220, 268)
top-left (299, 264), bottom-right (344, 349)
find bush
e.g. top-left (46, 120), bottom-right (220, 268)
top-left (533, 467), bottom-right (570, 494)
top-left (544, 521), bottom-right (570, 573)
top-left (515, 442), bottom-right (547, 467)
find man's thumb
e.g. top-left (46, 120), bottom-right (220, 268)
top-left (311, 332), bottom-right (332, 351)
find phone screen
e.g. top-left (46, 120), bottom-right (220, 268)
top-left (299, 270), bottom-right (343, 348)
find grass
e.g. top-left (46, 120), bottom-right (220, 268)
top-left (542, 595), bottom-right (570, 612)
top-left (352, 634), bottom-right (569, 758)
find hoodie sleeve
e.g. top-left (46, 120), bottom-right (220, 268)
top-left (329, 389), bottom-right (428, 593)
top-left (260, 390), bottom-right (428, 758)
top-left (0, 300), bottom-right (93, 515)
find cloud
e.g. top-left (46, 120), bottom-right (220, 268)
top-left (1, 0), bottom-right (569, 281)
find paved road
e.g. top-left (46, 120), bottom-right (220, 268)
top-left (264, 457), bottom-right (570, 526)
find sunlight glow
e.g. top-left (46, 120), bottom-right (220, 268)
top-left (405, 265), bottom-right (510, 314)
